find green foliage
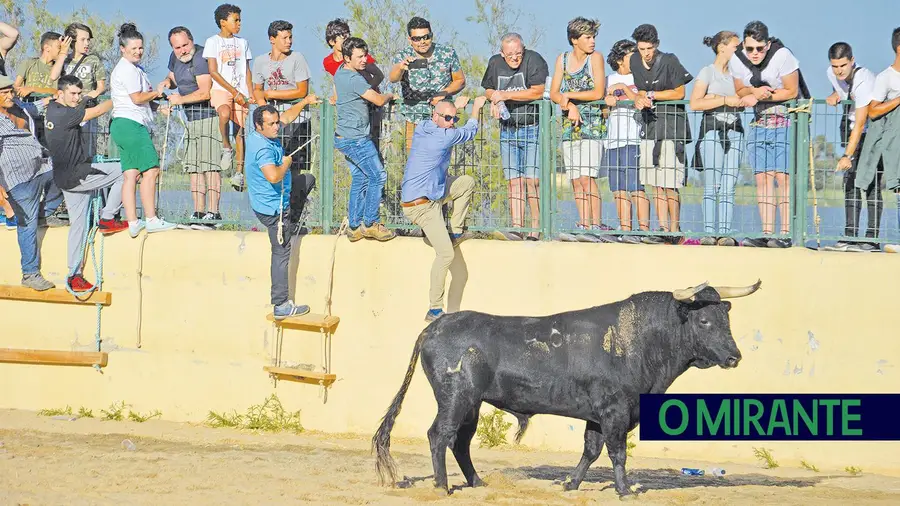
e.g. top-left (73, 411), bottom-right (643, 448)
top-left (752, 447), bottom-right (779, 469)
top-left (77, 406), bottom-right (94, 418)
top-left (206, 394), bottom-right (304, 434)
top-left (3, 0), bottom-right (159, 75)
top-left (845, 466), bottom-right (863, 476)
top-left (626, 430), bottom-right (636, 457)
top-left (100, 401), bottom-right (128, 421)
top-left (800, 459), bottom-right (819, 472)
top-left (127, 409), bottom-right (162, 423)
top-left (37, 405), bottom-right (72, 416)
top-left (476, 408), bottom-right (513, 448)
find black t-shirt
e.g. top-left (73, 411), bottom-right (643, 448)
top-left (629, 51), bottom-right (693, 141)
top-left (45, 101), bottom-right (102, 190)
top-left (167, 45), bottom-right (215, 121)
top-left (481, 49), bottom-right (549, 127)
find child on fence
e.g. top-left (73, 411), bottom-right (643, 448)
top-left (204, 3), bottom-right (253, 191)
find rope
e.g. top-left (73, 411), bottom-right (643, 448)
top-left (156, 110), bottom-right (172, 210)
top-left (64, 192), bottom-right (105, 372)
top-left (325, 217), bottom-right (349, 317)
top-left (135, 233), bottom-right (148, 349)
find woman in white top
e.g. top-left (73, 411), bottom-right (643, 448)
top-left (689, 31), bottom-right (749, 247)
top-left (110, 23), bottom-right (175, 236)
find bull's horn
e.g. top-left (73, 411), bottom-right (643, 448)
top-left (712, 279), bottom-right (763, 299)
top-left (673, 282), bottom-right (709, 302)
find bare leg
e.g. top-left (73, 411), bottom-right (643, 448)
top-left (122, 169), bottom-right (139, 222)
top-left (572, 177), bottom-right (587, 228)
top-left (139, 168), bottom-right (160, 220)
top-left (207, 171), bottom-right (221, 214)
top-left (190, 173), bottom-right (205, 214)
top-left (508, 177), bottom-right (525, 228)
top-left (234, 127), bottom-right (245, 176)
top-left (775, 172), bottom-right (791, 234)
top-left (526, 177), bottom-right (540, 237)
top-left (665, 188), bottom-right (681, 232)
top-left (216, 106), bottom-right (233, 151)
top-left (587, 177), bottom-right (601, 226)
top-left (614, 190), bottom-right (632, 231)
top-left (755, 172), bottom-right (776, 234)
top-left (634, 190), bottom-right (651, 231)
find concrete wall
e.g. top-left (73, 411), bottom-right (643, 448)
top-left (1, 229), bottom-right (898, 475)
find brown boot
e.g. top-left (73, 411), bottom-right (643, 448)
top-left (346, 226), bottom-right (364, 242)
top-left (361, 222), bottom-right (396, 241)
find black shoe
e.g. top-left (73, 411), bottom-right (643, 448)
top-left (767, 238), bottom-right (792, 248)
top-left (742, 236), bottom-right (770, 247)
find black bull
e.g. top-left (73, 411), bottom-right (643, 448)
top-left (372, 280), bottom-right (762, 496)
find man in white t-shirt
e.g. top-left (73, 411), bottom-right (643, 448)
top-left (731, 20), bottom-right (803, 248)
top-left (824, 42), bottom-right (881, 251)
top-left (603, 39), bottom-right (654, 244)
top-left (859, 27), bottom-right (900, 253)
top-left (203, 3), bottom-right (253, 191)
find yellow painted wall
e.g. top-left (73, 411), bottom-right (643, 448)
top-left (1, 229), bottom-right (898, 475)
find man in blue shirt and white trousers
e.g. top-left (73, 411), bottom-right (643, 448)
top-left (245, 101), bottom-right (318, 320)
top-left (401, 95), bottom-right (487, 322)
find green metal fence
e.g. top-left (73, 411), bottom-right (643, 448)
top-left (87, 97), bottom-right (898, 248)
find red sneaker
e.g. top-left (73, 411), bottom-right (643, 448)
top-left (98, 219), bottom-right (128, 235)
top-left (68, 274), bottom-right (94, 292)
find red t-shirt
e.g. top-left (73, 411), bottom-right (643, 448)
top-left (323, 53), bottom-right (376, 76)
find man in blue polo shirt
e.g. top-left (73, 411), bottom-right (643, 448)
top-left (245, 102), bottom-right (317, 320)
top-left (401, 95), bottom-right (486, 322)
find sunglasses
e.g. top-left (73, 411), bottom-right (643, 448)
top-left (437, 114), bottom-right (459, 123)
top-left (410, 33), bottom-right (433, 42)
top-left (745, 45), bottom-right (768, 54)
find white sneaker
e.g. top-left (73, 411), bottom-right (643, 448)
top-left (230, 172), bottom-right (244, 192)
top-left (219, 148), bottom-right (234, 172)
top-left (146, 218), bottom-right (177, 233)
top-left (129, 220), bottom-right (145, 238)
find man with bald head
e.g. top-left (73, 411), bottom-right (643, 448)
top-left (481, 33), bottom-right (548, 240)
top-left (401, 95), bottom-right (487, 322)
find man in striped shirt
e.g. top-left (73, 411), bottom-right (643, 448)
top-left (0, 75), bottom-right (63, 291)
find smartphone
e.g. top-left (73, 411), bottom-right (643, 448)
top-left (408, 58), bottom-right (429, 70)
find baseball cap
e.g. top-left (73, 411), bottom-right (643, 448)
top-left (0, 75), bottom-right (13, 90)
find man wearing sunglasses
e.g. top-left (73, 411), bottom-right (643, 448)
top-left (732, 20), bottom-right (807, 248)
top-left (400, 95), bottom-right (487, 322)
top-left (389, 16), bottom-right (466, 152)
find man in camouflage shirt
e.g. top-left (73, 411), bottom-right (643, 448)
top-left (389, 16), bottom-right (466, 152)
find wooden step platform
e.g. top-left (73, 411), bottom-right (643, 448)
top-left (264, 366), bottom-right (336, 386)
top-left (0, 285), bottom-right (112, 306)
top-left (266, 313), bottom-right (340, 333)
top-left (0, 348), bottom-right (108, 367)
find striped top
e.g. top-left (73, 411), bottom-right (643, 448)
top-left (0, 108), bottom-right (50, 191)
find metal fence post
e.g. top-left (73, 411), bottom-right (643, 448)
top-left (539, 99), bottom-right (554, 239)
top-left (793, 106), bottom-right (810, 247)
top-left (319, 102), bottom-right (335, 234)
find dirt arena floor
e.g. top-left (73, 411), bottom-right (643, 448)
top-left (1, 409), bottom-right (899, 505)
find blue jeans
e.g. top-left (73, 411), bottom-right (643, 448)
top-left (6, 170), bottom-right (63, 275)
top-left (700, 130), bottom-right (743, 235)
top-left (501, 124), bottom-right (540, 180)
top-left (334, 136), bottom-right (386, 228)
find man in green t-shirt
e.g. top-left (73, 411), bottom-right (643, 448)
top-left (14, 32), bottom-right (68, 99)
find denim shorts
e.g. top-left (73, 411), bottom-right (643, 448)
top-left (500, 124), bottom-right (539, 180)
top-left (604, 144), bottom-right (642, 193)
top-left (748, 125), bottom-right (789, 174)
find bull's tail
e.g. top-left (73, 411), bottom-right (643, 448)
top-left (372, 330), bottom-right (427, 487)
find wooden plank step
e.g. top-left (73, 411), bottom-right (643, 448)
top-left (0, 348), bottom-right (108, 367)
top-left (0, 285), bottom-right (112, 306)
top-left (264, 366), bottom-right (336, 386)
top-left (266, 313), bottom-right (340, 333)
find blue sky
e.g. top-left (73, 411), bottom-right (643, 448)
top-left (45, 0), bottom-right (900, 96)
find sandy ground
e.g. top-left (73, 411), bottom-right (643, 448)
top-left (1, 409), bottom-right (899, 505)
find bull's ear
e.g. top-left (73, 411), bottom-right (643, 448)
top-left (723, 301), bottom-right (732, 312)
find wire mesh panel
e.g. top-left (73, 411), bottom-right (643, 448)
top-left (804, 99), bottom-right (898, 248)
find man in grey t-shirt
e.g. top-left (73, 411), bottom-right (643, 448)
top-left (251, 20), bottom-right (319, 222)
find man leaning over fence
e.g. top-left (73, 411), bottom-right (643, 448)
top-left (0, 75), bottom-right (63, 291)
top-left (252, 20), bottom-right (319, 225)
top-left (825, 42), bottom-right (882, 252)
top-left (160, 26), bottom-right (223, 229)
top-left (246, 103), bottom-right (317, 320)
top-left (335, 37), bottom-right (396, 242)
top-left (401, 95), bottom-right (486, 322)
top-left (46, 75), bottom-right (129, 292)
top-left (631, 24), bottom-right (693, 245)
top-left (389, 16), bottom-right (466, 152)
top-left (483, 32), bottom-right (548, 241)
top-left (858, 27), bottom-right (900, 253)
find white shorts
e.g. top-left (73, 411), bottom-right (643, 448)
top-left (561, 139), bottom-right (605, 179)
top-left (639, 139), bottom-right (685, 189)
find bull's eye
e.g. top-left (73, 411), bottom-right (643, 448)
top-left (700, 318), bottom-right (711, 327)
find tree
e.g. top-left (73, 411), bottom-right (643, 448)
top-left (466, 0), bottom-right (545, 53)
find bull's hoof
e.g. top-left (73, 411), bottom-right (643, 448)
top-left (615, 484), bottom-right (637, 499)
top-left (470, 476), bottom-right (485, 488)
top-left (561, 476), bottom-right (580, 491)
